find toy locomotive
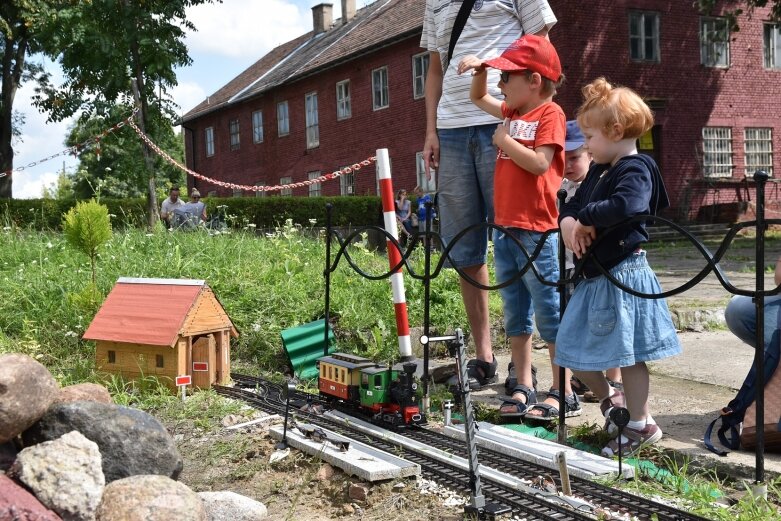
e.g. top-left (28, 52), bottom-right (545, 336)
top-left (317, 352), bottom-right (426, 428)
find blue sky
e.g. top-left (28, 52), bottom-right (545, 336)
top-left (12, 0), bottom-right (380, 198)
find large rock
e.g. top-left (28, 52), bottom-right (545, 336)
top-left (22, 401), bottom-right (182, 483)
top-left (0, 353), bottom-right (59, 443)
top-left (0, 474), bottom-right (63, 521)
top-left (198, 491), bottom-right (267, 521)
top-left (54, 383), bottom-right (112, 405)
top-left (11, 431), bottom-right (104, 521)
top-left (95, 475), bottom-right (205, 521)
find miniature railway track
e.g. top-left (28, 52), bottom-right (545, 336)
top-left (219, 374), bottom-right (709, 521)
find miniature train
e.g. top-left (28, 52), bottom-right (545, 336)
top-left (316, 352), bottom-right (426, 428)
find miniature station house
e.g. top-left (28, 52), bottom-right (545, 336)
top-left (83, 278), bottom-right (238, 389)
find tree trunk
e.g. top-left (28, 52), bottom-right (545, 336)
top-left (0, 30), bottom-right (29, 199)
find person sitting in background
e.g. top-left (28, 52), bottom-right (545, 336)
top-left (160, 186), bottom-right (185, 228)
top-left (172, 189), bottom-right (207, 229)
top-left (395, 189), bottom-right (414, 243)
top-left (414, 185), bottom-right (437, 250)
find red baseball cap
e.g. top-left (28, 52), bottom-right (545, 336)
top-left (483, 34), bottom-right (562, 82)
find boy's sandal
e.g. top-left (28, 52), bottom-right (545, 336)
top-left (570, 375), bottom-right (590, 395)
top-left (504, 362), bottom-right (538, 394)
top-left (465, 357), bottom-right (499, 390)
top-left (499, 384), bottom-right (537, 419)
top-left (525, 388), bottom-right (583, 422)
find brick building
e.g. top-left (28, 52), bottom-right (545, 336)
top-left (181, 0), bottom-right (781, 221)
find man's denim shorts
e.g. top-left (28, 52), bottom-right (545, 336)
top-left (436, 124), bottom-right (496, 269)
top-left (493, 228), bottom-right (560, 343)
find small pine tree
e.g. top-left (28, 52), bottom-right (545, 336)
top-left (62, 200), bottom-right (112, 285)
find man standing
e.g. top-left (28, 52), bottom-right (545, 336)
top-left (420, 0), bottom-right (557, 389)
top-left (160, 185), bottom-right (185, 227)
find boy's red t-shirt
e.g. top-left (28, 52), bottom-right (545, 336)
top-left (494, 101), bottom-right (566, 232)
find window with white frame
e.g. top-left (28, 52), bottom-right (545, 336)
top-left (745, 128), bottom-right (773, 176)
top-left (308, 171), bottom-right (321, 197)
top-left (701, 17), bottom-right (730, 67)
top-left (336, 80), bottom-right (351, 120)
top-left (229, 119), bottom-right (240, 150)
top-left (629, 11), bottom-right (660, 62)
top-left (255, 183), bottom-right (266, 198)
top-left (305, 92), bottom-right (319, 148)
top-left (372, 66), bottom-right (389, 110)
top-left (340, 167), bottom-right (355, 195)
top-left (232, 188), bottom-right (242, 197)
top-left (764, 24), bottom-right (781, 69)
top-left (412, 53), bottom-right (429, 99)
top-left (277, 101), bottom-right (289, 136)
top-left (205, 127), bottom-right (215, 157)
top-left (280, 176), bottom-right (292, 196)
top-left (252, 110), bottom-right (263, 143)
top-left (415, 152), bottom-right (437, 193)
top-left (702, 127), bottom-right (733, 177)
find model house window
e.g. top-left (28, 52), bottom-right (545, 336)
top-left (372, 66), bottom-right (389, 110)
top-left (305, 92), bottom-right (319, 149)
top-left (702, 127), bottom-right (733, 178)
top-left (336, 80), bottom-right (351, 120)
top-left (412, 53), bottom-right (429, 99)
top-left (340, 167), bottom-right (355, 195)
top-left (764, 24), bottom-right (781, 69)
top-left (205, 127), bottom-right (215, 157)
top-left (308, 171), bottom-right (321, 197)
top-left (255, 183), bottom-right (266, 198)
top-left (745, 128), bottom-right (773, 176)
top-left (701, 17), bottom-right (730, 67)
top-left (629, 11), bottom-right (660, 62)
top-left (156, 354), bottom-right (164, 368)
top-left (277, 101), bottom-right (289, 136)
top-left (108, 350), bottom-right (116, 364)
top-left (280, 176), bottom-right (292, 196)
top-left (229, 119), bottom-right (240, 150)
top-left (252, 110), bottom-right (263, 143)
top-left (415, 152), bottom-right (437, 193)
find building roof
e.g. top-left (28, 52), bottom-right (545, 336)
top-left (181, 0), bottom-right (423, 124)
top-left (83, 278), bottom-right (237, 347)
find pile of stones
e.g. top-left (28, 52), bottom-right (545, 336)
top-left (0, 353), bottom-right (268, 521)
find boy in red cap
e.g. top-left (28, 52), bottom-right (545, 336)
top-left (458, 35), bottom-right (577, 421)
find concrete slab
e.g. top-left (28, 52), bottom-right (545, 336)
top-left (443, 422), bottom-right (633, 480)
top-left (226, 415), bottom-right (282, 430)
top-left (268, 423), bottom-right (419, 481)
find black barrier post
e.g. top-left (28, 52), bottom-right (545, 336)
top-left (556, 189), bottom-right (568, 444)
top-left (324, 203), bottom-right (334, 357)
top-left (753, 170), bottom-right (769, 485)
top-left (421, 201), bottom-right (434, 414)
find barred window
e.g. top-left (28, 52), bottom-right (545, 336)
top-left (340, 166), bottom-right (355, 195)
top-left (280, 176), bottom-right (292, 197)
top-left (629, 11), bottom-right (660, 62)
top-left (255, 183), bottom-right (266, 198)
top-left (232, 188), bottom-right (242, 197)
top-left (229, 119), bottom-right (240, 151)
top-left (764, 24), bottom-right (781, 69)
top-left (336, 80), bottom-right (351, 120)
top-left (415, 152), bottom-right (436, 192)
top-left (305, 92), bottom-right (319, 148)
top-left (701, 17), bottom-right (730, 67)
top-left (252, 110), bottom-right (263, 143)
top-left (308, 171), bottom-right (321, 197)
top-left (745, 128), bottom-right (773, 176)
top-left (412, 53), bottom-right (429, 99)
top-left (205, 127), bottom-right (215, 157)
top-left (702, 127), bottom-right (733, 177)
top-left (372, 66), bottom-right (389, 110)
top-left (277, 101), bottom-right (289, 136)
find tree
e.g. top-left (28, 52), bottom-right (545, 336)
top-left (697, 0), bottom-right (781, 30)
top-left (62, 199), bottom-right (112, 285)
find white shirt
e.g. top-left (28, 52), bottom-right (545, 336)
top-left (420, 0), bottom-right (557, 129)
top-left (161, 196), bottom-right (185, 218)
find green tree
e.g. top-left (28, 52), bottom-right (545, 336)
top-left (62, 199), bottom-right (112, 285)
top-left (697, 0), bottom-right (781, 30)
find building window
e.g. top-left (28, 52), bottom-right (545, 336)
top-left (764, 24), bottom-right (781, 69)
top-left (372, 66), bottom-right (389, 110)
top-left (252, 110), bottom-right (263, 143)
top-left (205, 127), bottom-right (215, 157)
top-left (156, 354), bottom-right (164, 368)
top-left (229, 119), bottom-right (240, 150)
top-left (336, 80), bottom-right (351, 120)
top-left (305, 92), bottom-right (319, 149)
top-left (745, 128), bottom-right (773, 176)
top-left (340, 167), bottom-right (355, 195)
top-left (415, 152), bottom-right (437, 193)
top-left (232, 188), bottom-right (243, 197)
top-left (108, 350), bottom-right (116, 364)
top-left (412, 53), bottom-right (429, 99)
top-left (629, 11), bottom-right (660, 62)
top-left (207, 190), bottom-right (217, 197)
top-left (701, 17), bottom-right (730, 67)
top-left (277, 101), bottom-right (289, 136)
top-left (308, 171), bottom-right (321, 197)
top-left (255, 183), bottom-right (266, 198)
top-left (280, 176), bottom-right (292, 196)
top-left (702, 127), bottom-right (733, 178)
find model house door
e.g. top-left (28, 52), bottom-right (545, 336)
top-left (191, 334), bottom-right (216, 388)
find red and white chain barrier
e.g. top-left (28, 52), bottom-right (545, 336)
top-left (0, 108), bottom-right (140, 179)
top-left (377, 148), bottom-right (412, 359)
top-left (128, 118), bottom-right (376, 194)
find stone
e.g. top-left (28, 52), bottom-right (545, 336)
top-left (11, 431), bottom-right (104, 521)
top-left (197, 491), bottom-right (267, 521)
top-left (0, 441), bottom-right (18, 471)
top-left (0, 353), bottom-right (59, 443)
top-left (348, 483), bottom-right (368, 502)
top-left (95, 475), bottom-right (205, 521)
top-left (22, 401), bottom-right (182, 483)
top-left (315, 463), bottom-right (335, 481)
top-left (55, 383), bottom-right (112, 405)
top-left (0, 474), bottom-right (63, 521)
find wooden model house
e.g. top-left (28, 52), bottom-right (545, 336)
top-left (84, 278), bottom-right (238, 389)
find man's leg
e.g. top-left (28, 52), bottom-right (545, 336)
top-left (460, 264), bottom-right (492, 363)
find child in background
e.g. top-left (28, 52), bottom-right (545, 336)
top-left (458, 35), bottom-right (580, 421)
top-left (556, 78), bottom-right (682, 456)
top-left (561, 120), bottom-right (623, 403)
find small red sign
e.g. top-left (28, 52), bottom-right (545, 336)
top-left (175, 375), bottom-right (191, 386)
top-left (193, 362), bottom-right (208, 372)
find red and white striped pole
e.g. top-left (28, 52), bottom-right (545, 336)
top-left (376, 148), bottom-right (413, 360)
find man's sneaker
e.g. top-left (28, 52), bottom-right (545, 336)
top-left (601, 423), bottom-right (662, 458)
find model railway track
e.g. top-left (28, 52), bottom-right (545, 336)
top-left (220, 374), bottom-right (708, 521)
